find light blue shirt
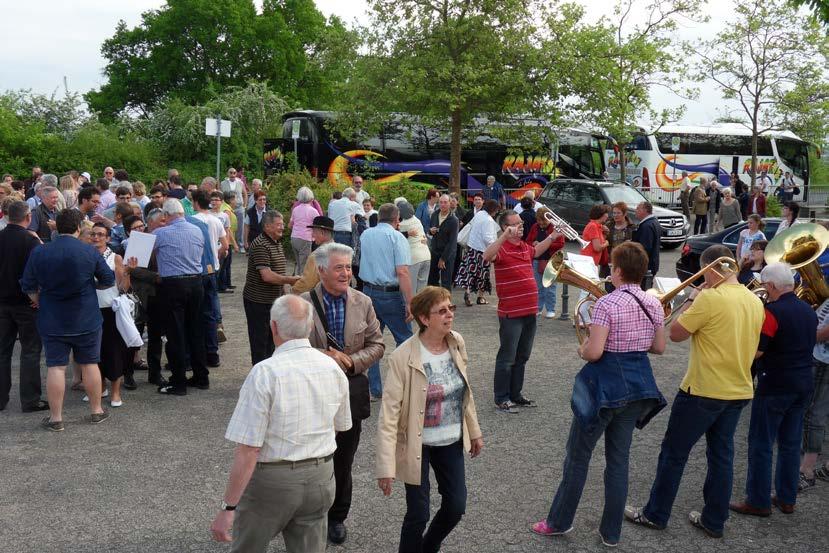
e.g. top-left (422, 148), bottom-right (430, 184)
top-left (358, 223), bottom-right (411, 286)
top-left (153, 216), bottom-right (205, 277)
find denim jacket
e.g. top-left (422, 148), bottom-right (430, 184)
top-left (571, 351), bottom-right (666, 432)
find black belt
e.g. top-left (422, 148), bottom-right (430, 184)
top-left (161, 274), bottom-right (201, 280)
top-left (257, 453), bottom-right (334, 469)
top-left (364, 282), bottom-right (400, 292)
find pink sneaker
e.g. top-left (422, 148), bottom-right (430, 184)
top-left (531, 520), bottom-right (573, 536)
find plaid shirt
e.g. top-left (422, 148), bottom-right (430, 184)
top-left (323, 289), bottom-right (346, 350)
top-left (591, 284), bottom-right (664, 352)
top-left (225, 339), bottom-right (351, 461)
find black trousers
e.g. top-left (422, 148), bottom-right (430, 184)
top-left (160, 277), bottom-right (208, 390)
top-left (329, 417), bottom-right (363, 523)
top-left (244, 298), bottom-right (274, 366)
top-left (427, 256), bottom-right (455, 291)
top-left (0, 303), bottom-right (42, 410)
top-left (145, 295), bottom-right (165, 380)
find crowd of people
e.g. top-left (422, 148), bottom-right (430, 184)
top-left (2, 168), bottom-right (828, 553)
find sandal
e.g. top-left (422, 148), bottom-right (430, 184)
top-left (476, 297), bottom-right (488, 305)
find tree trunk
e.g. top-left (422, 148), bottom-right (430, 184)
top-left (450, 109), bottom-right (462, 195)
top-left (619, 145), bottom-right (627, 184)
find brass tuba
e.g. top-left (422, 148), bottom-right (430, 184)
top-left (764, 223), bottom-right (829, 308)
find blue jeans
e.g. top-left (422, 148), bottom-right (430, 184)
top-left (533, 260), bottom-right (556, 313)
top-left (334, 231), bottom-right (353, 247)
top-left (547, 401), bottom-right (645, 543)
top-left (364, 287), bottom-right (412, 397)
top-left (202, 273), bottom-right (220, 356)
top-left (643, 391), bottom-right (748, 533)
top-left (746, 392), bottom-right (811, 507)
top-left (400, 441), bottom-right (466, 553)
top-left (494, 315), bottom-right (537, 404)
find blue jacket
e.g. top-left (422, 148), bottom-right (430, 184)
top-left (570, 351), bottom-right (666, 432)
top-left (633, 216), bottom-right (661, 275)
top-left (415, 201), bottom-right (433, 237)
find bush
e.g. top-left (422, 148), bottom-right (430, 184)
top-left (766, 194), bottom-right (782, 217)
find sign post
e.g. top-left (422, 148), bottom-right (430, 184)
top-left (291, 119), bottom-right (301, 162)
top-left (205, 116), bottom-right (232, 181)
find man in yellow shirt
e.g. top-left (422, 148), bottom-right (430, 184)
top-left (625, 245), bottom-right (764, 538)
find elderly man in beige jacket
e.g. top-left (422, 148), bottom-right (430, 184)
top-left (376, 285), bottom-right (483, 553)
top-left (300, 242), bottom-right (385, 545)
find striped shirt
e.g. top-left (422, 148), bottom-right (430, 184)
top-left (243, 232), bottom-right (287, 304)
top-left (152, 216), bottom-right (205, 277)
top-left (493, 239), bottom-right (538, 318)
top-left (225, 339), bottom-right (352, 462)
top-left (591, 284), bottom-right (664, 352)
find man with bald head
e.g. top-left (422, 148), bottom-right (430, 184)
top-left (211, 294), bottom-right (351, 553)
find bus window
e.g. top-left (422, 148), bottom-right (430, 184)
top-left (282, 118), bottom-right (317, 142)
top-left (776, 139), bottom-right (809, 179)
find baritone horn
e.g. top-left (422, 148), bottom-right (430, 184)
top-left (764, 223), bottom-right (829, 308)
top-left (540, 210), bottom-right (590, 249)
top-left (646, 256), bottom-right (740, 323)
top-left (541, 251), bottom-right (609, 344)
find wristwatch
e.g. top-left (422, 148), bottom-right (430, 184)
top-left (220, 501), bottom-right (236, 511)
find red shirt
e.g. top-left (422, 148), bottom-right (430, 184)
top-left (494, 239), bottom-right (538, 318)
top-left (580, 220), bottom-right (605, 264)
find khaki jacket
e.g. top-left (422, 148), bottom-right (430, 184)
top-left (375, 331), bottom-right (482, 485)
top-left (691, 186), bottom-right (709, 215)
top-left (291, 254), bottom-right (319, 295)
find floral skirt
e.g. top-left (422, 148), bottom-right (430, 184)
top-left (454, 248), bottom-right (492, 294)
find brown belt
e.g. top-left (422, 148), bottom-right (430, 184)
top-left (257, 453), bottom-right (334, 469)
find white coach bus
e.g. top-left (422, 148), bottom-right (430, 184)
top-left (604, 124), bottom-right (812, 206)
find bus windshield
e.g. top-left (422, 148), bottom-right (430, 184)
top-left (775, 139), bottom-right (809, 178)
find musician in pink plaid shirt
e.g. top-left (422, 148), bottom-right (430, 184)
top-left (532, 242), bottom-right (667, 547)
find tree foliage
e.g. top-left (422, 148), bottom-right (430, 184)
top-left (546, 0), bottom-right (706, 182)
top-left (696, 0), bottom-right (829, 184)
top-left (332, 0), bottom-right (556, 193)
top-left (790, 0), bottom-right (829, 27)
top-left (85, 0), bottom-right (355, 119)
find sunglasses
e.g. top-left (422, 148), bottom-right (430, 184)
top-left (430, 304), bottom-right (457, 316)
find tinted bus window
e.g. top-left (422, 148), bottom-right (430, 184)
top-left (776, 139), bottom-right (809, 178)
top-left (282, 118), bottom-right (317, 142)
top-left (656, 132), bottom-right (772, 156)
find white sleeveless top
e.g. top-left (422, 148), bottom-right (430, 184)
top-left (96, 248), bottom-right (119, 308)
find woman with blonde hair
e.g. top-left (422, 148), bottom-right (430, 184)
top-left (377, 286), bottom-right (483, 553)
top-left (736, 214), bottom-right (767, 261)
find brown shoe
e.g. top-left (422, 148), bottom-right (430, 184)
top-left (729, 500), bottom-right (771, 517)
top-left (771, 496), bottom-right (795, 514)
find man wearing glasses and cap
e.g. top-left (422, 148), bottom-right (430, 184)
top-left (300, 242), bottom-right (384, 545)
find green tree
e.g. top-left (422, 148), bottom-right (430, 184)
top-left (86, 0), bottom-right (354, 118)
top-left (697, 0), bottom-right (829, 186)
top-left (790, 0), bottom-right (829, 27)
top-left (334, 0), bottom-right (554, 194)
top-left (546, 0), bottom-right (705, 184)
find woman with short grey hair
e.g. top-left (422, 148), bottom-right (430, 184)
top-left (289, 187), bottom-right (319, 275)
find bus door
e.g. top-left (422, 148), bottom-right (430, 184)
top-left (282, 116), bottom-right (320, 177)
top-left (719, 157), bottom-right (738, 186)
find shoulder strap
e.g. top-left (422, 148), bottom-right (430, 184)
top-left (309, 290), bottom-right (344, 351)
top-left (621, 289), bottom-right (656, 326)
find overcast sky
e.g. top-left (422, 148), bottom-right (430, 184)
top-left (0, 0), bottom-right (751, 126)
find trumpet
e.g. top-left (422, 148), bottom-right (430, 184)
top-left (541, 210), bottom-right (590, 249)
top-left (646, 256), bottom-right (740, 323)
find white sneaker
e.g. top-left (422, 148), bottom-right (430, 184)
top-left (82, 389), bottom-right (109, 402)
top-left (545, 311), bottom-right (556, 319)
top-left (110, 399), bottom-right (123, 408)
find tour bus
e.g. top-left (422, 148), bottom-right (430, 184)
top-left (264, 111), bottom-right (606, 202)
top-left (604, 124), bottom-right (812, 205)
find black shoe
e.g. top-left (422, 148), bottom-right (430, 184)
top-left (328, 521), bottom-right (347, 544)
top-left (123, 374), bottom-right (138, 390)
top-left (133, 359), bottom-right (149, 371)
top-left (148, 374), bottom-right (168, 387)
top-left (206, 354), bottom-right (221, 367)
top-left (218, 289), bottom-right (234, 294)
top-left (22, 400), bottom-right (50, 413)
top-left (512, 396), bottom-right (537, 408)
top-left (186, 377), bottom-right (210, 390)
top-left (158, 385), bottom-right (187, 396)
top-left (227, 285), bottom-right (236, 289)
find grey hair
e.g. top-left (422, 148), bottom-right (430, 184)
top-left (201, 176), bottom-right (217, 188)
top-left (393, 196), bottom-right (407, 206)
top-left (40, 186), bottom-right (58, 197)
top-left (721, 187), bottom-right (732, 196)
top-left (261, 210), bottom-right (283, 226)
top-left (146, 208), bottom-right (164, 224)
top-left (162, 198), bottom-right (184, 216)
top-left (41, 174), bottom-right (58, 187)
top-left (270, 295), bottom-right (314, 340)
top-left (342, 187), bottom-right (356, 200)
top-left (6, 200), bottom-right (30, 224)
top-left (378, 203), bottom-right (399, 223)
top-left (439, 193), bottom-right (451, 202)
top-left (313, 242), bottom-right (354, 270)
top-left (252, 178), bottom-right (262, 187)
top-left (486, 175), bottom-right (495, 182)
top-left (498, 209), bottom-right (518, 230)
top-left (522, 190), bottom-right (535, 199)
top-left (296, 186), bottom-right (315, 203)
top-left (760, 262), bottom-right (795, 288)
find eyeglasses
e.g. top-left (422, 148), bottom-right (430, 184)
top-left (430, 305), bottom-right (457, 316)
top-left (91, 232), bottom-right (107, 237)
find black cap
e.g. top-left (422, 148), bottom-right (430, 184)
top-left (307, 216), bottom-right (335, 231)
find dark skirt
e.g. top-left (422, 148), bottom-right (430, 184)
top-left (99, 307), bottom-right (135, 382)
top-left (454, 248), bottom-right (492, 294)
